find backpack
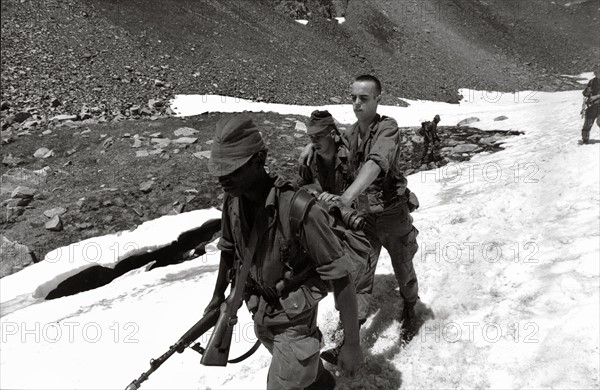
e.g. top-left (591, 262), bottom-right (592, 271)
top-left (289, 187), bottom-right (370, 284)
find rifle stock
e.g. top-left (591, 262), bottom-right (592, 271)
top-left (200, 298), bottom-right (237, 366)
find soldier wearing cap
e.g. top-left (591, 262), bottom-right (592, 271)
top-left (296, 110), bottom-right (352, 195)
top-left (420, 114), bottom-right (441, 165)
top-left (296, 110), bottom-right (374, 363)
top-left (204, 114), bottom-right (363, 389)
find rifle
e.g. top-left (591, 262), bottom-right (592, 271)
top-left (126, 222), bottom-right (263, 389)
top-left (125, 306), bottom-right (220, 390)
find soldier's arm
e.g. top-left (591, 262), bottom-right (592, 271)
top-left (204, 197), bottom-right (235, 315)
top-left (204, 251), bottom-right (234, 315)
top-left (339, 160), bottom-right (381, 206)
top-left (299, 204), bottom-right (363, 374)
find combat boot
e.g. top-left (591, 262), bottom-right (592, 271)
top-left (320, 319), bottom-right (365, 365)
top-left (400, 300), bottom-right (417, 342)
top-left (305, 366), bottom-right (336, 390)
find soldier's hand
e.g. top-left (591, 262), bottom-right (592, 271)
top-left (298, 144), bottom-right (316, 166)
top-left (318, 192), bottom-right (339, 202)
top-left (337, 343), bottom-right (363, 377)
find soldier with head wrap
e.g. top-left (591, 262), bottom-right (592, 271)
top-left (204, 114), bottom-right (363, 389)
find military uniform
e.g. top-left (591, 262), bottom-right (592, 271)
top-left (345, 114), bottom-right (420, 306)
top-left (582, 76), bottom-right (600, 144)
top-left (218, 175), bottom-right (355, 389)
top-left (296, 134), bottom-right (375, 322)
top-left (420, 116), bottom-right (441, 164)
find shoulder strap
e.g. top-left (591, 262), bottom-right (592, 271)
top-left (289, 188), bottom-right (316, 239)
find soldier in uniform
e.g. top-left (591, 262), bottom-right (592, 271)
top-left (299, 75), bottom-right (421, 345)
top-left (204, 115), bottom-right (363, 390)
top-left (296, 110), bottom-right (374, 363)
top-left (581, 70), bottom-right (600, 144)
top-left (419, 114), bottom-right (441, 164)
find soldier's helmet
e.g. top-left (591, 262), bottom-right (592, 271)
top-left (433, 115), bottom-right (441, 123)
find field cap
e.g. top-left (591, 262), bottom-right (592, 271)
top-left (208, 115), bottom-right (266, 176)
top-left (307, 110), bottom-right (335, 135)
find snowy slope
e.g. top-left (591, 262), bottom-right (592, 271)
top-left (1, 85), bottom-right (599, 390)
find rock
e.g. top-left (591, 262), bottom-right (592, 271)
top-left (139, 180), bottom-right (154, 193)
top-left (102, 137), bottom-right (114, 149)
top-left (329, 96), bottom-right (342, 103)
top-left (42, 130), bottom-right (52, 135)
top-left (43, 207), bottom-right (67, 219)
top-left (14, 112), bottom-right (32, 123)
top-left (51, 98), bottom-right (61, 107)
top-left (4, 197), bottom-right (31, 207)
top-left (457, 117), bottom-right (480, 126)
top-left (1, 101), bottom-right (9, 110)
top-left (494, 116), bottom-right (508, 121)
top-left (293, 133), bottom-right (305, 138)
top-left (154, 79), bottom-right (165, 87)
top-left (174, 127), bottom-right (199, 137)
top-left (130, 105), bottom-right (141, 115)
top-left (149, 148), bottom-right (165, 156)
top-left (45, 215), bottom-right (63, 231)
top-left (75, 222), bottom-right (93, 230)
top-left (451, 144), bottom-right (479, 153)
top-left (50, 114), bottom-right (78, 122)
top-left (151, 138), bottom-right (171, 148)
top-left (22, 120), bottom-right (39, 129)
top-left (149, 132), bottom-right (162, 138)
top-left (0, 235), bottom-right (36, 277)
top-left (33, 147), bottom-right (54, 158)
top-left (2, 154), bottom-right (22, 167)
top-left (193, 151), bottom-right (211, 159)
top-left (11, 186), bottom-right (37, 199)
top-left (136, 150), bottom-right (150, 158)
top-left (480, 134), bottom-right (505, 144)
top-left (173, 137), bottom-right (198, 145)
top-left (132, 138), bottom-right (143, 148)
top-left (1, 167), bottom-right (49, 195)
top-left (4, 206), bottom-right (25, 223)
top-left (148, 99), bottom-right (163, 108)
top-left (140, 108), bottom-right (153, 116)
top-left (80, 112), bottom-right (93, 120)
top-left (295, 121), bottom-right (307, 132)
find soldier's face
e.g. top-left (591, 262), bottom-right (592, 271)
top-left (217, 158), bottom-right (258, 197)
top-left (309, 129), bottom-right (334, 155)
top-left (351, 81), bottom-right (380, 122)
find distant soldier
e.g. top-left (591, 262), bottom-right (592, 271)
top-left (581, 70), bottom-right (600, 144)
top-left (419, 114), bottom-right (441, 164)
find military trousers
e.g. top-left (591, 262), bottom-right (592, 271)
top-left (582, 104), bottom-right (600, 143)
top-left (355, 200), bottom-right (420, 308)
top-left (254, 308), bottom-right (326, 390)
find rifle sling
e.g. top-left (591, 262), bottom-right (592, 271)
top-left (220, 206), bottom-right (267, 344)
top-left (227, 340), bottom-right (262, 363)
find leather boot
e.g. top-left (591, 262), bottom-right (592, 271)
top-left (320, 319), bottom-right (365, 365)
top-left (400, 300), bottom-right (417, 342)
top-left (305, 363), bottom-right (336, 390)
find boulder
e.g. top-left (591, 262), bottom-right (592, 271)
top-left (0, 235), bottom-right (36, 277)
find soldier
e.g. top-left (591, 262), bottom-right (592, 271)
top-left (296, 110), bottom-right (374, 362)
top-left (581, 70), bottom-right (600, 144)
top-left (299, 75), bottom-right (421, 347)
top-left (419, 114), bottom-right (441, 164)
top-left (204, 115), bottom-right (363, 390)
top-left (296, 110), bottom-right (352, 197)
